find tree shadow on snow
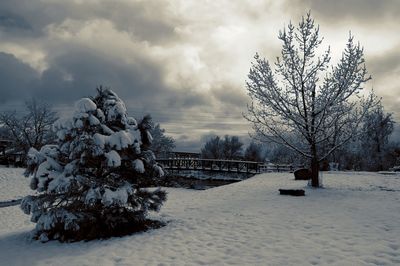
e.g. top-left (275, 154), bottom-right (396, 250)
top-left (0, 222), bottom-right (165, 265)
top-left (0, 230), bottom-right (95, 264)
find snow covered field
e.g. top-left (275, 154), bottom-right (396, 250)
top-left (0, 168), bottom-right (399, 266)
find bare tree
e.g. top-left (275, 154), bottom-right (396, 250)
top-left (201, 136), bottom-right (223, 159)
top-left (359, 103), bottom-right (394, 171)
top-left (201, 135), bottom-right (243, 160)
top-left (245, 13), bottom-right (376, 187)
top-left (222, 135), bottom-right (243, 160)
top-left (267, 142), bottom-right (302, 165)
top-left (244, 141), bottom-right (264, 162)
top-left (0, 99), bottom-right (58, 153)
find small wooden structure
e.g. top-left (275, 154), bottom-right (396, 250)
top-left (0, 139), bottom-right (12, 156)
top-left (294, 168), bottom-right (312, 180)
top-left (0, 139), bottom-right (26, 166)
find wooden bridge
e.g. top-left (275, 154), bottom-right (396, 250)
top-left (157, 158), bottom-right (302, 174)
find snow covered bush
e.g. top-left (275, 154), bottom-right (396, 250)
top-left (21, 88), bottom-right (167, 242)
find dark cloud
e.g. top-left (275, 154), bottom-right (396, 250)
top-left (162, 90), bottom-right (210, 110)
top-left (0, 43), bottom-right (216, 147)
top-left (211, 85), bottom-right (248, 108)
top-left (367, 45), bottom-right (400, 78)
top-left (174, 136), bottom-right (203, 152)
top-left (0, 1), bottom-right (180, 43)
top-left (288, 0), bottom-right (400, 25)
top-left (0, 12), bottom-right (32, 31)
top-left (43, 49), bottom-right (165, 102)
top-left (0, 45), bottom-right (212, 125)
top-left (0, 1), bottom-right (206, 119)
top-left (366, 44), bottom-right (400, 133)
top-left (0, 52), bottom-right (38, 103)
top-left (0, 46), bottom-right (167, 105)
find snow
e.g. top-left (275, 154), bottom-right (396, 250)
top-left (153, 165), bottom-right (164, 177)
top-left (36, 209), bottom-right (80, 234)
top-left (74, 98), bottom-right (97, 113)
top-left (96, 109), bottom-right (105, 122)
top-left (102, 187), bottom-right (129, 206)
top-left (88, 114), bottom-right (100, 126)
top-left (26, 148), bottom-right (44, 166)
top-left (94, 130), bottom-right (141, 151)
top-left (107, 131), bottom-right (134, 150)
top-left (0, 167), bottom-right (30, 201)
top-left (133, 159), bottom-right (145, 173)
top-left (85, 188), bottom-right (101, 205)
top-left (126, 116), bottom-right (137, 126)
top-left (1, 169), bottom-right (400, 265)
top-left (100, 124), bottom-right (114, 135)
top-left (93, 133), bottom-right (107, 149)
top-left (47, 175), bottom-right (72, 193)
top-left (53, 117), bottom-right (73, 132)
top-left (106, 101), bottom-right (126, 121)
top-left (104, 150), bottom-right (121, 167)
top-left (74, 118), bottom-right (84, 129)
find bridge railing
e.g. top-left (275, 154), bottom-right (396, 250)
top-left (156, 158), bottom-right (262, 173)
top-left (156, 158), bottom-right (303, 174)
top-left (259, 163), bottom-right (304, 173)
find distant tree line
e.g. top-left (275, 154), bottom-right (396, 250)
top-left (0, 99), bottom-right (176, 166)
top-left (266, 103), bottom-right (400, 171)
top-left (1, 98), bottom-right (398, 171)
top-left (200, 135), bottom-right (265, 162)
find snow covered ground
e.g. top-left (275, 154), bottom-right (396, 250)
top-left (0, 167), bottom-right (31, 202)
top-left (0, 168), bottom-right (399, 265)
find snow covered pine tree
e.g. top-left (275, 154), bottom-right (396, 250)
top-left (21, 88), bottom-right (167, 242)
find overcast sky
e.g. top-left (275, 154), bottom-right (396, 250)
top-left (0, 0), bottom-right (399, 151)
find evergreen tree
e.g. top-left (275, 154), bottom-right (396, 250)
top-left (21, 88), bottom-right (166, 242)
top-left (150, 124), bottom-right (175, 158)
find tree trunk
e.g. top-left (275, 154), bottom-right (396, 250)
top-left (310, 157), bottom-right (320, 187)
top-left (310, 142), bottom-right (320, 187)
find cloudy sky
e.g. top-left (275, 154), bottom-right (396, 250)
top-left (0, 0), bottom-right (399, 151)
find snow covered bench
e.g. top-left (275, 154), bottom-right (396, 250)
top-left (279, 189), bottom-right (305, 196)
